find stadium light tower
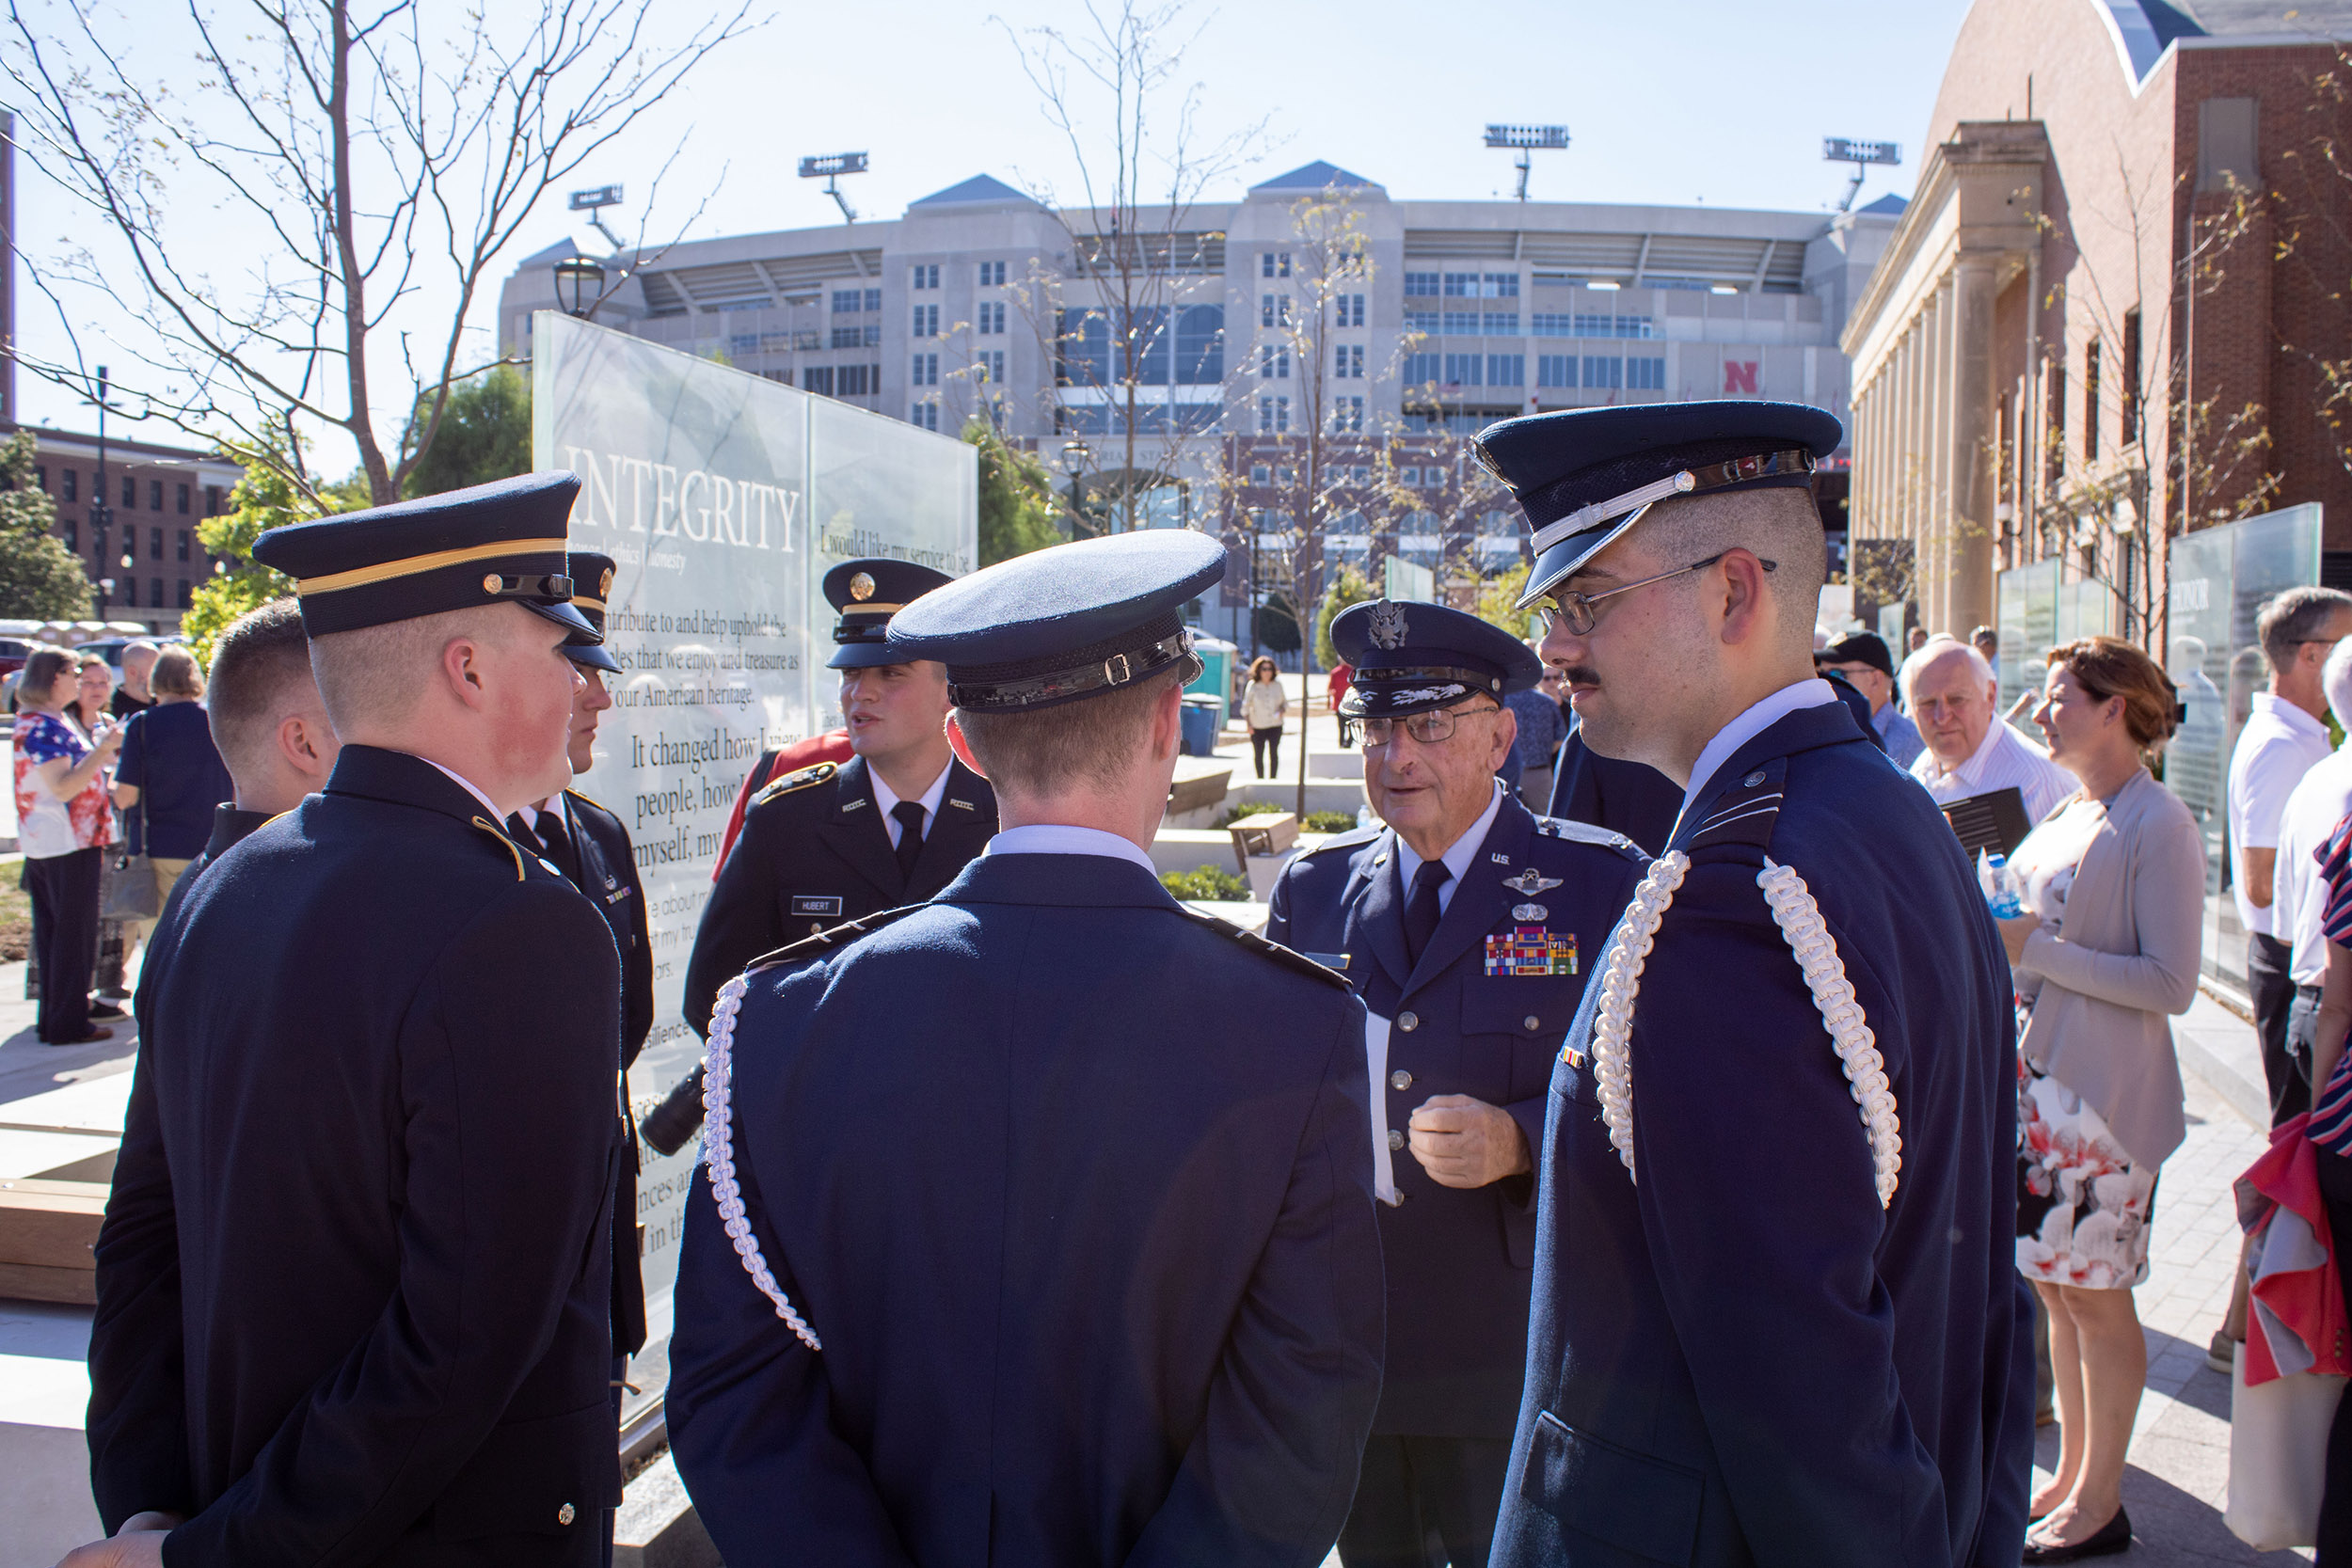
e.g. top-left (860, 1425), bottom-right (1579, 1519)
top-left (1484, 124), bottom-right (1570, 202)
top-left (567, 184), bottom-right (626, 250)
top-left (799, 152), bottom-right (869, 224)
top-left (1822, 137), bottom-right (1900, 214)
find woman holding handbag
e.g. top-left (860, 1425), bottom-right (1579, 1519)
top-left (12, 646), bottom-right (121, 1044)
top-left (110, 648), bottom-right (232, 961)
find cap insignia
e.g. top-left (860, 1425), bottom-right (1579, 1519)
top-left (1367, 598), bottom-right (1409, 651)
top-left (599, 567), bottom-right (614, 597)
top-left (849, 571), bottom-right (876, 602)
top-left (1470, 439), bottom-right (1511, 486)
top-left (481, 574), bottom-right (501, 594)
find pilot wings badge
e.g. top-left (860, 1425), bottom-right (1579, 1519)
top-left (1367, 598), bottom-right (1409, 651)
top-left (1502, 868), bottom-right (1563, 896)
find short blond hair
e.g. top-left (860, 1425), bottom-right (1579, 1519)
top-left (151, 647), bottom-right (204, 699)
top-left (308, 603), bottom-right (515, 732)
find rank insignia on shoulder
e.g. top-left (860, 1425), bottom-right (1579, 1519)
top-left (754, 761), bottom-right (837, 805)
top-left (1486, 926), bottom-right (1577, 977)
top-left (1502, 868), bottom-right (1563, 896)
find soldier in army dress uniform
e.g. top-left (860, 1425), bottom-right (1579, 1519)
top-left (73, 474), bottom-right (624, 1568)
top-left (646, 559), bottom-right (996, 1157)
top-left (502, 550), bottom-right (656, 1451)
top-left (1268, 598), bottom-right (1645, 1568)
top-left (1475, 403), bottom-right (2032, 1567)
top-left (667, 530), bottom-right (1385, 1568)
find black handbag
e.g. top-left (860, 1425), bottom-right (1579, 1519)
top-left (100, 721), bottom-right (160, 921)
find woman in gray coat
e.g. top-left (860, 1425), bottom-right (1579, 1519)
top-left (1998, 635), bottom-right (2203, 1561)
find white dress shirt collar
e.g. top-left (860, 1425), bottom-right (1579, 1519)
top-left (421, 757), bottom-right (502, 820)
top-left (985, 822), bottom-right (1158, 877)
top-left (1392, 778), bottom-right (1506, 915)
top-left (2253, 690), bottom-right (2330, 743)
top-left (869, 757), bottom-right (954, 847)
top-left (1677, 677), bottom-right (1840, 823)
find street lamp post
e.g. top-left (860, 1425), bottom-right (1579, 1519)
top-left (84, 366), bottom-right (118, 616)
top-left (1059, 440), bottom-right (1091, 539)
top-left (95, 578), bottom-right (114, 622)
top-left (552, 256), bottom-right (607, 318)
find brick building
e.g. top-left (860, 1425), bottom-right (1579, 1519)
top-left (1841, 0), bottom-right (2352, 641)
top-left (5, 426), bottom-right (242, 630)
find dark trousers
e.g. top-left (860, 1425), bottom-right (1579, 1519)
top-left (1338, 1433), bottom-right (1511, 1568)
top-left (2251, 932), bottom-right (2312, 1125)
top-left (1251, 726), bottom-right (1282, 779)
top-left (26, 847), bottom-right (100, 1041)
top-left (2314, 1149), bottom-right (2352, 1562)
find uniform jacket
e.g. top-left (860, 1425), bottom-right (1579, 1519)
top-left (87, 747), bottom-right (624, 1567)
top-left (1495, 703), bottom-right (2034, 1568)
top-left (683, 752), bottom-right (996, 1037)
top-left (667, 851), bottom-right (1385, 1568)
top-left (1265, 793), bottom-right (1645, 1436)
top-left (1549, 724), bottom-right (1681, 858)
top-left (553, 787), bottom-right (654, 1356)
top-left (711, 731), bottom-right (853, 875)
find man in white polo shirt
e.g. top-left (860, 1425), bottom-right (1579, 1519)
top-left (2230, 585), bottom-right (2352, 1127)
top-left (1903, 635), bottom-right (2077, 827)
top-left (2276, 640), bottom-right (2352, 1065)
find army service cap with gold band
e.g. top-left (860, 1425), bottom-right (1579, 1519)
top-left (252, 471), bottom-right (598, 641)
top-left (562, 548), bottom-right (624, 674)
top-left (823, 558), bottom-right (956, 670)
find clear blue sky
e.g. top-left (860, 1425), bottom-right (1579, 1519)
top-left (11, 0), bottom-right (1979, 452)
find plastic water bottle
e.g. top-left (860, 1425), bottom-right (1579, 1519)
top-left (1356, 803), bottom-right (1377, 830)
top-left (1982, 851), bottom-right (2024, 918)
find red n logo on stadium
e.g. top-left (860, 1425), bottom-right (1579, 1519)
top-left (1724, 361), bottom-right (1759, 395)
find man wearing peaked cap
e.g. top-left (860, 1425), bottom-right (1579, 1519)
top-left (1267, 598), bottom-right (1645, 1568)
top-left (652, 557), bottom-right (997, 1158)
top-left (667, 531), bottom-right (1386, 1567)
top-left (73, 473), bottom-right (625, 1568)
top-left (504, 548), bottom-right (657, 1468)
top-left (1470, 404), bottom-right (2032, 1567)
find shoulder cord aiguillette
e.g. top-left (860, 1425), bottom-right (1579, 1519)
top-left (701, 972), bottom-right (823, 1351)
top-left (1589, 852), bottom-right (1901, 1209)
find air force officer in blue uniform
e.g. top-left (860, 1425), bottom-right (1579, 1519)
top-left (667, 531), bottom-right (1385, 1568)
top-left (1266, 599), bottom-right (1644, 1568)
top-left (1480, 404), bottom-right (2032, 1567)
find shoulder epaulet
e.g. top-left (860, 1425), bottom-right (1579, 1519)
top-left (1171, 903), bottom-right (1355, 991)
top-left (741, 900), bottom-right (922, 975)
top-left (563, 785), bottom-right (612, 815)
top-left (752, 760), bottom-right (838, 807)
top-left (469, 815), bottom-right (529, 881)
top-left (1295, 823), bottom-right (1381, 859)
top-left (1531, 815), bottom-right (1647, 862)
top-left (1680, 756), bottom-right (1789, 853)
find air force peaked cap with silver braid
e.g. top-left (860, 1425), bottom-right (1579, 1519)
top-left (1474, 400), bottom-right (1843, 609)
top-left (884, 530), bottom-right (1226, 711)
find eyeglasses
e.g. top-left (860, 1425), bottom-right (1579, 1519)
top-left (1529, 551), bottom-right (1776, 637)
top-left (1358, 702), bottom-right (1501, 749)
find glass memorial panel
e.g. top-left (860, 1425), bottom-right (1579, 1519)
top-left (1996, 558), bottom-right (2061, 715)
top-left (533, 311), bottom-right (975, 1439)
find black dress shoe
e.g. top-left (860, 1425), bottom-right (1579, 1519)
top-left (2022, 1506), bottom-right (2131, 1562)
top-left (88, 1002), bottom-right (127, 1020)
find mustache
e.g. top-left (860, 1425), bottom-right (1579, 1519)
top-left (1557, 667), bottom-right (1601, 687)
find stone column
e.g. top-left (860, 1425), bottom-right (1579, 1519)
top-left (1948, 252), bottom-right (1999, 634)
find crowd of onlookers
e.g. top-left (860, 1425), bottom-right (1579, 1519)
top-left (9, 639), bottom-right (231, 1046)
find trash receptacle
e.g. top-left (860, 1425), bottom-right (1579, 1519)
top-left (1179, 694), bottom-right (1219, 756)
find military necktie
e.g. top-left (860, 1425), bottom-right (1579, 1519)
top-left (1402, 859), bottom-right (1451, 967)
top-left (534, 808), bottom-right (578, 884)
top-left (892, 800), bottom-right (928, 883)
top-left (503, 812), bottom-right (544, 859)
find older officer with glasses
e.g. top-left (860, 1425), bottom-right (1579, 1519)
top-left (1268, 597), bottom-right (1645, 1568)
top-left (1483, 402), bottom-right (2030, 1568)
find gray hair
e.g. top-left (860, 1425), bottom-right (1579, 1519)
top-left (2326, 639), bottom-right (2352, 734)
top-left (1899, 634), bottom-right (1995, 706)
top-left (2257, 587), bottom-right (2352, 673)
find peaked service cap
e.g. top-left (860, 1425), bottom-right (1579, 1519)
top-left (823, 557), bottom-right (956, 670)
top-left (252, 470), bottom-right (598, 641)
top-left (1331, 598), bottom-right (1543, 719)
top-left (886, 530), bottom-right (1225, 711)
top-left (1471, 401), bottom-right (1843, 609)
top-left (561, 548), bottom-right (623, 673)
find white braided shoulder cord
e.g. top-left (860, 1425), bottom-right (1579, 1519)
top-left (1588, 851), bottom-right (1902, 1210)
top-left (701, 972), bottom-right (823, 1352)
